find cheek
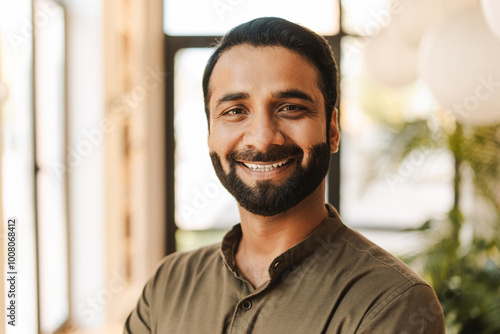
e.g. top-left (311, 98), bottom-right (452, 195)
top-left (208, 126), bottom-right (241, 158)
top-left (282, 123), bottom-right (327, 168)
top-left (285, 121), bottom-right (327, 146)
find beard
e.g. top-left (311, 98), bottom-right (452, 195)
top-left (210, 142), bottom-right (331, 217)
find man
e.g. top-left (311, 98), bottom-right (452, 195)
top-left (125, 17), bottom-right (446, 333)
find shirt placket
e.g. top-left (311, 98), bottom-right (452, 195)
top-left (227, 259), bottom-right (285, 334)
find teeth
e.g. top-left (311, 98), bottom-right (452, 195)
top-left (243, 159), bottom-right (290, 172)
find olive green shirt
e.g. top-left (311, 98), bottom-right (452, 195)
top-left (125, 204), bottom-right (445, 333)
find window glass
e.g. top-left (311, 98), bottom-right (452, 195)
top-left (34, 1), bottom-right (69, 331)
top-left (339, 36), bottom-right (453, 253)
top-left (164, 0), bottom-right (339, 36)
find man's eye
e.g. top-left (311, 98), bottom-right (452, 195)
top-left (223, 108), bottom-right (246, 116)
top-left (280, 105), bottom-right (307, 113)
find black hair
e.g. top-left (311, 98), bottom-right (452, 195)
top-left (202, 17), bottom-right (339, 131)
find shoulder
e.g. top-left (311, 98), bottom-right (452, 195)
top-left (335, 223), bottom-right (427, 286)
top-left (315, 218), bottom-right (445, 332)
top-left (124, 243), bottom-right (226, 332)
top-left (156, 243), bottom-right (222, 270)
top-left (149, 243), bottom-right (222, 289)
top-left (159, 243), bottom-right (221, 267)
top-left (324, 205), bottom-right (427, 286)
top-left (331, 224), bottom-right (445, 330)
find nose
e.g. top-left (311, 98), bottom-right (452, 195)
top-left (242, 112), bottom-right (285, 151)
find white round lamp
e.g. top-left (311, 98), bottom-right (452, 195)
top-left (364, 27), bottom-right (418, 87)
top-left (390, 0), bottom-right (445, 47)
top-left (418, 8), bottom-right (500, 126)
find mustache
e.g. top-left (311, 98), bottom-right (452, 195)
top-left (226, 145), bottom-right (303, 163)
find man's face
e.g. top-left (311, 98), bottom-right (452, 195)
top-left (207, 45), bottom-right (339, 216)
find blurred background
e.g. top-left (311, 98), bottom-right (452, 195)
top-left (1, 0), bottom-right (499, 333)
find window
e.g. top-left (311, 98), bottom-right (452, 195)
top-left (34, 1), bottom-right (70, 331)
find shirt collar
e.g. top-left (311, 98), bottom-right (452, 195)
top-left (220, 203), bottom-right (344, 282)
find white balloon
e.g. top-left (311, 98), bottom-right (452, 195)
top-left (390, 0), bottom-right (446, 47)
top-left (389, 0), bottom-right (476, 47)
top-left (481, 0), bottom-right (500, 40)
top-left (441, 0), bottom-right (477, 15)
top-left (417, 7), bottom-right (500, 126)
top-left (364, 28), bottom-right (418, 87)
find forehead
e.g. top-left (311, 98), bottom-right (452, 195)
top-left (208, 45), bottom-right (322, 106)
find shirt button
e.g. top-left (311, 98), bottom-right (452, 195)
top-left (241, 300), bottom-right (252, 310)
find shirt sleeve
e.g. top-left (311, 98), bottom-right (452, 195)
top-left (123, 276), bottom-right (154, 334)
top-left (357, 284), bottom-right (446, 334)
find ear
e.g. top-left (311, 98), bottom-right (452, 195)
top-left (329, 108), bottom-right (340, 153)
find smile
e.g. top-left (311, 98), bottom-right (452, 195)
top-left (241, 158), bottom-right (292, 172)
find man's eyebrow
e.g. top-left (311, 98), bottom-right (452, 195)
top-left (272, 89), bottom-right (314, 103)
top-left (215, 92), bottom-right (250, 108)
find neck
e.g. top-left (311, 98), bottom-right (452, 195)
top-left (235, 181), bottom-right (329, 287)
